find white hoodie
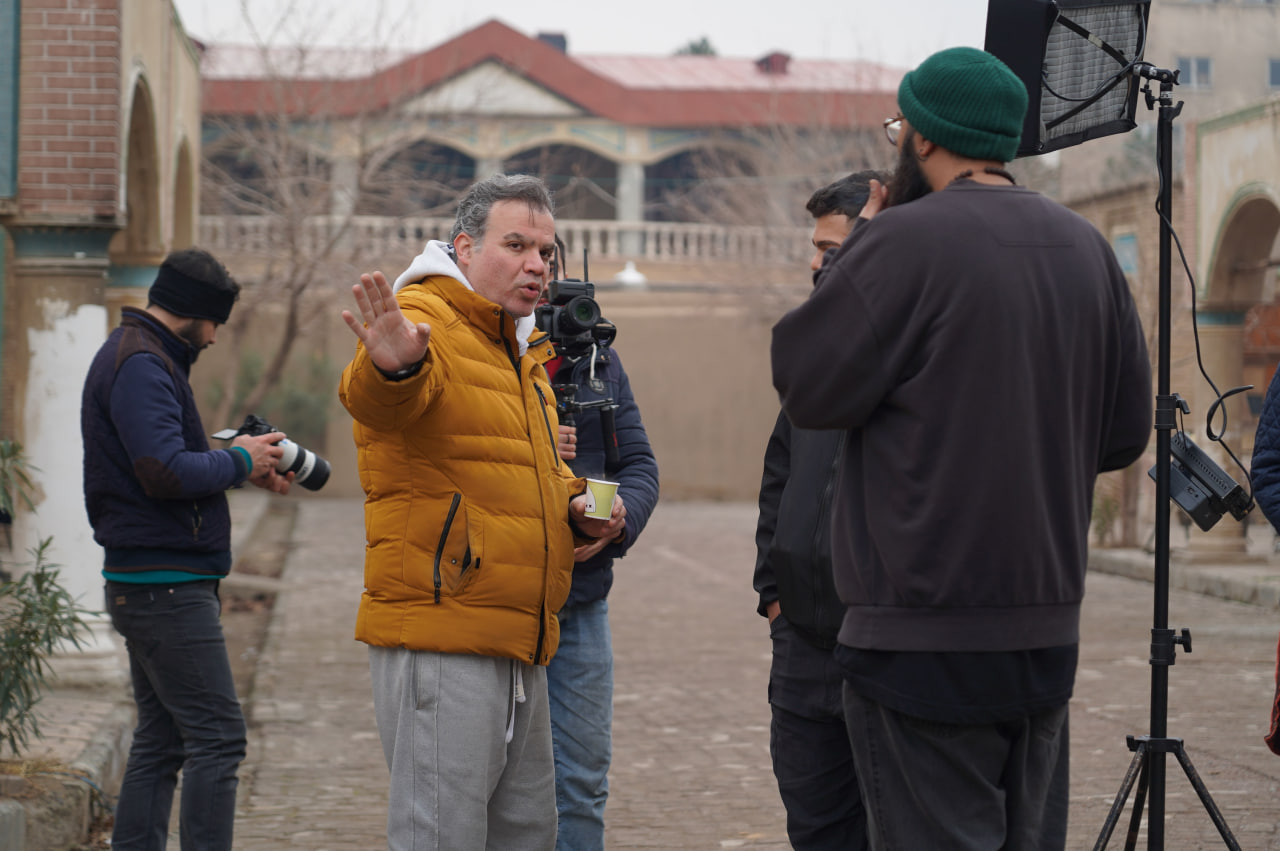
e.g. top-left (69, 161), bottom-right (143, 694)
top-left (392, 239), bottom-right (538, 356)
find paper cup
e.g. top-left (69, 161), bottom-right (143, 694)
top-left (582, 478), bottom-right (619, 520)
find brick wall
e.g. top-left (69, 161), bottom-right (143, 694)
top-left (17, 0), bottom-right (120, 219)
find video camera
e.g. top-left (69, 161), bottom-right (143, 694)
top-left (536, 241), bottom-right (621, 471)
top-left (534, 240), bottom-right (616, 358)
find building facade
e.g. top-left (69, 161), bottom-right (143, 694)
top-left (0, 0), bottom-right (201, 675)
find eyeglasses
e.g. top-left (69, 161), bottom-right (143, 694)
top-left (883, 116), bottom-right (903, 146)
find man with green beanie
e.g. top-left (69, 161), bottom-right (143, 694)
top-left (770, 46), bottom-right (1153, 849)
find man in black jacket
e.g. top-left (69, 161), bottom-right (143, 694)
top-left (753, 171), bottom-right (879, 851)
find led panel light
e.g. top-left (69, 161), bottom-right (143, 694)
top-left (985, 0), bottom-right (1151, 157)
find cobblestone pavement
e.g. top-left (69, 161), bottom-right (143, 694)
top-left (231, 499), bottom-right (1280, 850)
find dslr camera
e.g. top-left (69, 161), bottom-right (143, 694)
top-left (213, 414), bottom-right (331, 492)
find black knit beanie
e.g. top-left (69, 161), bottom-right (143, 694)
top-left (148, 260), bottom-right (237, 324)
top-left (897, 47), bottom-right (1029, 163)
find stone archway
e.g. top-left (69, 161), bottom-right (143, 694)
top-left (1234, 192), bottom-right (1280, 426)
top-left (109, 78), bottom-right (163, 268)
top-left (105, 76), bottom-right (166, 327)
top-left (1193, 100), bottom-right (1280, 554)
top-left (356, 139), bottom-right (476, 218)
top-left (645, 145), bottom-right (761, 224)
top-left (1207, 191), bottom-right (1280, 308)
top-left (505, 143), bottom-right (620, 221)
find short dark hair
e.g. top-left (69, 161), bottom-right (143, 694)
top-left (450, 174), bottom-right (556, 244)
top-left (805, 170), bottom-right (885, 220)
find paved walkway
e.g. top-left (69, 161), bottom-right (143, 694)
top-left (233, 499), bottom-right (1280, 849)
top-left (12, 496), bottom-right (1280, 849)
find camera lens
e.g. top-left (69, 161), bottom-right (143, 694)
top-left (276, 440), bottom-right (331, 492)
top-left (559, 295), bottom-right (601, 336)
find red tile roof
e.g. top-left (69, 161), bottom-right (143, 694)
top-left (201, 19), bottom-right (900, 129)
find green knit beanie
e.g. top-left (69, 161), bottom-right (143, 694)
top-left (897, 47), bottom-right (1028, 163)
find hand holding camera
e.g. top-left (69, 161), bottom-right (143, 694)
top-left (232, 431), bottom-right (292, 494)
top-left (213, 414), bottom-right (332, 492)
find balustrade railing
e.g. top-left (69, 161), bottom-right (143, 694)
top-left (199, 216), bottom-right (810, 267)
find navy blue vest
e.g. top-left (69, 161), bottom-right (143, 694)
top-left (81, 308), bottom-right (233, 566)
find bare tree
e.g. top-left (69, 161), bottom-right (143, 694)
top-left (198, 34), bottom-right (478, 438)
top-left (656, 120), bottom-right (889, 231)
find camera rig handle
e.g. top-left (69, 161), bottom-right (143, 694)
top-left (551, 382), bottom-right (620, 472)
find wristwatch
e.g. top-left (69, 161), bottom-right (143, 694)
top-left (375, 359), bottom-right (424, 381)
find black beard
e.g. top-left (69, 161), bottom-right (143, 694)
top-left (886, 130), bottom-right (933, 208)
top-left (176, 319), bottom-right (210, 357)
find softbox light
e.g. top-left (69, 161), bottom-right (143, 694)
top-left (985, 0), bottom-right (1150, 157)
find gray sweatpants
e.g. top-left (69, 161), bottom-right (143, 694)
top-left (369, 646), bottom-right (557, 851)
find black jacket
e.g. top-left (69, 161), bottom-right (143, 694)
top-left (1253, 365), bottom-right (1280, 530)
top-left (773, 182), bottom-right (1152, 653)
top-left (559, 347), bottom-right (660, 608)
top-left (753, 412), bottom-right (844, 648)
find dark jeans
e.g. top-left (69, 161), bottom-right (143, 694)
top-left (768, 616), bottom-right (868, 851)
top-left (105, 579), bottom-right (246, 851)
top-left (842, 685), bottom-right (1069, 851)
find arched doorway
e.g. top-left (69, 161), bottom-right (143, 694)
top-left (356, 139), bottom-right (476, 217)
top-left (1230, 194), bottom-right (1280, 414)
top-left (645, 146), bottom-right (761, 224)
top-left (505, 144), bottom-right (617, 220)
top-left (109, 79), bottom-right (163, 269)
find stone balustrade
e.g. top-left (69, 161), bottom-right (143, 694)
top-left (199, 216), bottom-right (810, 267)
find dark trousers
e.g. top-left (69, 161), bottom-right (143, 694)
top-left (842, 685), bottom-right (1069, 851)
top-left (105, 580), bottom-right (246, 851)
top-left (769, 616), bottom-right (868, 850)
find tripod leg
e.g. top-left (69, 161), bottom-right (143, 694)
top-left (1122, 759), bottom-right (1149, 851)
top-left (1094, 743), bottom-right (1147, 851)
top-left (1171, 745), bottom-right (1243, 850)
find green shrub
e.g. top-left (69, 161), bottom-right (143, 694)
top-left (0, 540), bottom-right (90, 754)
top-left (0, 439), bottom-right (36, 525)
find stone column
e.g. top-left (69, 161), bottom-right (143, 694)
top-left (325, 154), bottom-right (362, 261)
top-left (105, 261), bottom-right (160, 327)
top-left (616, 160), bottom-right (644, 258)
top-left (476, 157), bottom-right (504, 180)
top-left (330, 155), bottom-right (360, 220)
top-left (1181, 310), bottom-right (1251, 558)
top-left (3, 223), bottom-right (124, 684)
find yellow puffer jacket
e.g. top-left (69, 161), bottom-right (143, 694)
top-left (338, 276), bottom-right (585, 664)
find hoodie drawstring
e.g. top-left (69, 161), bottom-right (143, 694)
top-left (505, 661), bottom-right (527, 744)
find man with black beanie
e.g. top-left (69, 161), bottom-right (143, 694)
top-left (82, 247), bottom-right (293, 850)
top-left (772, 48), bottom-right (1152, 849)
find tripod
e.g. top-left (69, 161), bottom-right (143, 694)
top-left (1093, 66), bottom-right (1241, 851)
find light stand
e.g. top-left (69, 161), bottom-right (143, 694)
top-left (1092, 65), bottom-right (1242, 851)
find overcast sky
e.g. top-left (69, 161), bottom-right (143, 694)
top-left (172, 0), bottom-right (992, 69)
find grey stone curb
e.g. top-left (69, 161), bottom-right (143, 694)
top-left (0, 702), bottom-right (133, 851)
top-left (0, 798), bottom-right (26, 850)
top-left (1089, 548), bottom-right (1280, 609)
top-left (1, 490), bottom-right (272, 849)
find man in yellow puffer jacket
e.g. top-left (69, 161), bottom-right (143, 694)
top-left (339, 174), bottom-right (626, 851)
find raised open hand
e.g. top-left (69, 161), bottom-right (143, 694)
top-left (341, 271), bottom-right (431, 373)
